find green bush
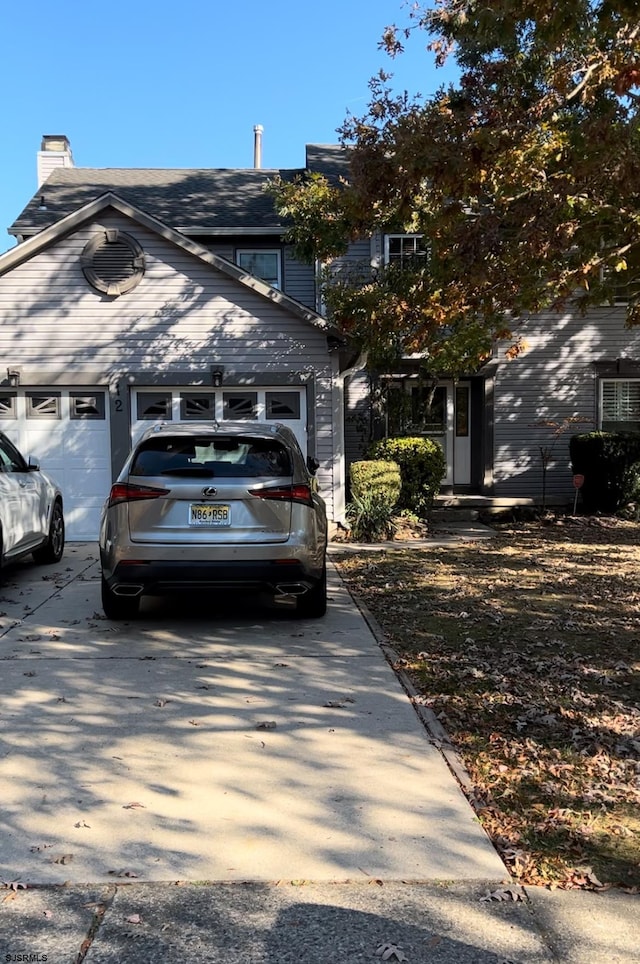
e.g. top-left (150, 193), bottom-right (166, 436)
top-left (349, 459), bottom-right (402, 505)
top-left (369, 436), bottom-right (446, 518)
top-left (570, 432), bottom-right (640, 513)
top-left (346, 459), bottom-right (401, 542)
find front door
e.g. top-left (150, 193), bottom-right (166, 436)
top-left (390, 379), bottom-right (471, 486)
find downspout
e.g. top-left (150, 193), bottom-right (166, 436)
top-left (333, 350), bottom-right (369, 525)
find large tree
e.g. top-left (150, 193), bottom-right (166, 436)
top-left (270, 1), bottom-right (640, 373)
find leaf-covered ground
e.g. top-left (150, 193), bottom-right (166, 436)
top-left (333, 517), bottom-right (640, 891)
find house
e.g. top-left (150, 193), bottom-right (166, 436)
top-left (0, 135), bottom-right (355, 540)
top-left (1, 134), bottom-right (639, 541)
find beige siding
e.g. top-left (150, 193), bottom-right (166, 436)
top-left (0, 211), bottom-right (339, 518)
top-left (493, 306), bottom-right (640, 500)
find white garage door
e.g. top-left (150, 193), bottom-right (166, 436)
top-left (130, 387), bottom-right (308, 451)
top-left (0, 389), bottom-right (112, 542)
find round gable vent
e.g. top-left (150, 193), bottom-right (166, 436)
top-left (81, 229), bottom-right (145, 295)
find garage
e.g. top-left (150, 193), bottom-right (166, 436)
top-left (130, 386), bottom-right (308, 452)
top-left (0, 388), bottom-right (112, 542)
top-left (0, 385), bottom-right (310, 544)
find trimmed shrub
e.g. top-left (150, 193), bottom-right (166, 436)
top-left (349, 459), bottom-right (402, 505)
top-left (369, 436), bottom-right (446, 518)
top-left (346, 459), bottom-right (401, 542)
top-left (570, 432), bottom-right (640, 513)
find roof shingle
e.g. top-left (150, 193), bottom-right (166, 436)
top-left (10, 145), bottom-right (352, 238)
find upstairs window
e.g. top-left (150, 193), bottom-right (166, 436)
top-left (600, 379), bottom-right (640, 432)
top-left (236, 250), bottom-right (281, 289)
top-left (384, 235), bottom-right (428, 268)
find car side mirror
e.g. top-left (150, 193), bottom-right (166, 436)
top-left (306, 456), bottom-right (320, 475)
top-left (27, 458), bottom-right (40, 472)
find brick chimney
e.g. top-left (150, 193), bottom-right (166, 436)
top-left (37, 135), bottom-right (74, 187)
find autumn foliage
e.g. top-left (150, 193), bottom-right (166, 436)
top-left (270, 2), bottom-right (640, 374)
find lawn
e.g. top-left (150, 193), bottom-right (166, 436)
top-left (332, 517), bottom-right (640, 891)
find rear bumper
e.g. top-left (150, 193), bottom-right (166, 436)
top-left (104, 558), bottom-right (319, 596)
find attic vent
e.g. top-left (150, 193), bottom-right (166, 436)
top-left (81, 229), bottom-right (145, 295)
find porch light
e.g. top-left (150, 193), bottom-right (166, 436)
top-left (210, 365), bottom-right (224, 387)
top-left (7, 368), bottom-right (20, 388)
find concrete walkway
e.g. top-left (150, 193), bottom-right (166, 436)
top-left (0, 543), bottom-right (636, 963)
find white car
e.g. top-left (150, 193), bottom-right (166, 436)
top-left (0, 431), bottom-right (65, 577)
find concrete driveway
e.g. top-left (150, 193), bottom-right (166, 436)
top-left (0, 545), bottom-right (506, 885)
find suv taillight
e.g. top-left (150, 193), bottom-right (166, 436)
top-left (248, 483), bottom-right (313, 507)
top-left (108, 482), bottom-right (170, 507)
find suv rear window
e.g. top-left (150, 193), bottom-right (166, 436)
top-left (130, 435), bottom-right (292, 478)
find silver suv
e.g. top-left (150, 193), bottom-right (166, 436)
top-left (99, 421), bottom-right (328, 619)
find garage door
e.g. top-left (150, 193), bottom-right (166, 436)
top-left (130, 387), bottom-right (308, 451)
top-left (0, 389), bottom-right (112, 542)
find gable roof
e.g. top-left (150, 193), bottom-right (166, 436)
top-left (0, 192), bottom-right (341, 336)
top-left (9, 145), bottom-right (353, 240)
top-left (10, 167), bottom-right (303, 238)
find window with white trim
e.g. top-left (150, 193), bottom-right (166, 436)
top-left (236, 250), bottom-right (282, 289)
top-left (0, 394), bottom-right (16, 418)
top-left (223, 392), bottom-right (257, 419)
top-left (70, 392), bottom-right (106, 420)
top-left (600, 379), bottom-right (640, 432)
top-left (265, 391), bottom-right (300, 419)
top-left (384, 235), bottom-right (428, 268)
top-left (137, 392), bottom-right (172, 420)
top-left (180, 393), bottom-right (215, 420)
top-left (26, 393), bottom-right (60, 419)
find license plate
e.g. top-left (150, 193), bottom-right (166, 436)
top-left (189, 503), bottom-right (231, 526)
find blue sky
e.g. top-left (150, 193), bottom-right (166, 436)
top-left (0, 0), bottom-right (458, 254)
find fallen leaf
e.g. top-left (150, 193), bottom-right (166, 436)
top-left (52, 854), bottom-right (73, 865)
top-left (125, 913), bottom-right (143, 924)
top-left (123, 802), bottom-right (146, 810)
top-left (374, 942), bottom-right (407, 961)
top-left (1, 880), bottom-right (27, 891)
top-left (256, 721), bottom-right (277, 730)
top-left (480, 888), bottom-right (523, 902)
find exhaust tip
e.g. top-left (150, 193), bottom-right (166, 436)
top-left (113, 585), bottom-right (143, 597)
top-left (275, 583), bottom-right (308, 597)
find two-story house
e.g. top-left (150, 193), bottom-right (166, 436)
top-left (1, 134), bottom-right (639, 540)
top-left (0, 136), bottom-right (360, 540)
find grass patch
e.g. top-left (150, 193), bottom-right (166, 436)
top-left (333, 516), bottom-right (640, 890)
